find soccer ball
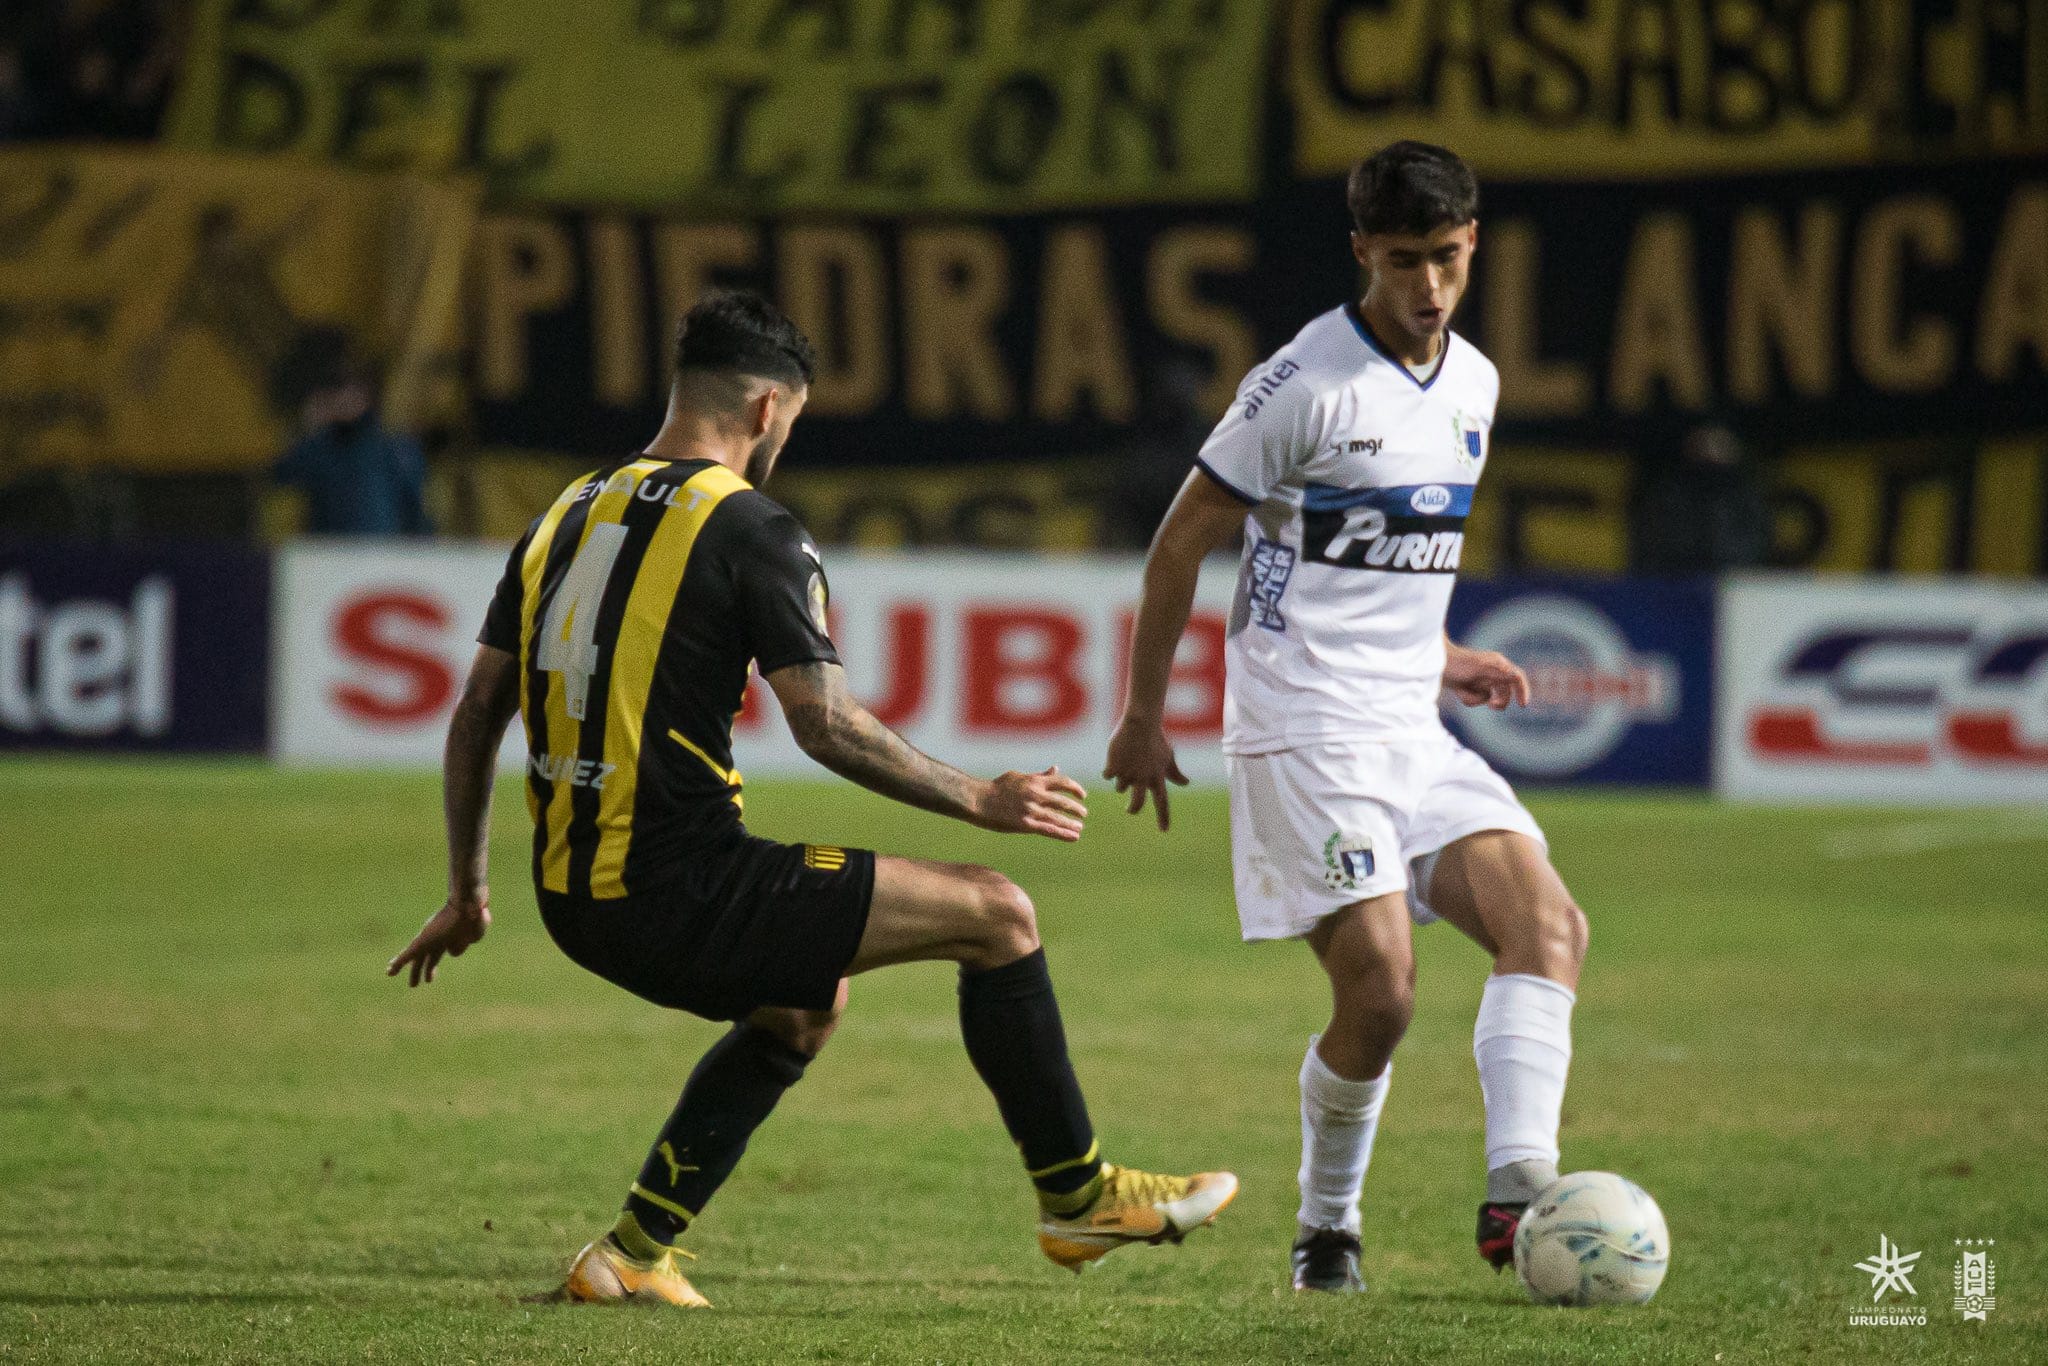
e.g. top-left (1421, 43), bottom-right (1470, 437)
top-left (1512, 1171), bottom-right (1669, 1306)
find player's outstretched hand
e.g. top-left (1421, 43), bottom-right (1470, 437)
top-left (977, 767), bottom-right (1089, 842)
top-left (1103, 716), bottom-right (1189, 832)
top-left (1445, 645), bottom-right (1531, 710)
top-left (387, 893), bottom-right (491, 987)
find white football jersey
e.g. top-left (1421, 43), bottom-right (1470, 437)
top-left (1196, 303), bottom-right (1499, 753)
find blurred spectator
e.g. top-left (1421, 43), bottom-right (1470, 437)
top-left (1630, 421), bottom-right (1771, 575)
top-left (0, 47), bottom-right (37, 140)
top-left (272, 332), bottom-right (434, 537)
top-left (1100, 354), bottom-right (1219, 550)
top-left (59, 0), bottom-right (185, 139)
top-left (0, 1), bottom-right (183, 142)
top-left (0, 7), bottom-right (62, 139)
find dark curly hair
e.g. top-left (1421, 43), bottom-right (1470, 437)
top-left (673, 289), bottom-right (816, 389)
top-left (1347, 141), bottom-right (1479, 236)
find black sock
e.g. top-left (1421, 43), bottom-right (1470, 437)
top-left (957, 948), bottom-right (1102, 1201)
top-left (622, 1022), bottom-right (811, 1245)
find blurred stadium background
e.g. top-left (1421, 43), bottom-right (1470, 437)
top-left (2, 2), bottom-right (2044, 1361)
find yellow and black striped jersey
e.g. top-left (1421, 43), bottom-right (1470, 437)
top-left (478, 456), bottom-right (836, 900)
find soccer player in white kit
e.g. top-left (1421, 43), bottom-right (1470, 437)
top-left (1105, 142), bottom-right (1589, 1293)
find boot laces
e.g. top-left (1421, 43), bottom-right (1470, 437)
top-left (1101, 1164), bottom-right (1187, 1209)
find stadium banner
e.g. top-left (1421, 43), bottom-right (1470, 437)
top-left (272, 540), bottom-right (527, 767)
top-left (1716, 574), bottom-right (2048, 804)
top-left (471, 159), bottom-right (2046, 473)
top-left (0, 146), bottom-right (472, 474)
top-left (1428, 161), bottom-right (2048, 442)
top-left (0, 541), bottom-right (270, 753)
top-left (270, 542), bottom-right (1241, 777)
top-left (165, 0), bottom-right (1271, 214)
top-left (1288, 0), bottom-right (2048, 179)
top-left (470, 203), bottom-right (1272, 464)
top-left (1443, 579), bottom-right (1713, 785)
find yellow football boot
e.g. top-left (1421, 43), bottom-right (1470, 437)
top-left (561, 1235), bottom-right (712, 1308)
top-left (1038, 1164), bottom-right (1239, 1271)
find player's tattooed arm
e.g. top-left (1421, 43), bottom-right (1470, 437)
top-left (388, 644), bottom-right (520, 987)
top-left (766, 661), bottom-right (1087, 842)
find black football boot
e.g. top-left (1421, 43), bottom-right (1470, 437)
top-left (1476, 1201), bottom-right (1526, 1271)
top-left (1291, 1225), bottom-right (1365, 1293)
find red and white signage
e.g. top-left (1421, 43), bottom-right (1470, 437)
top-left (1717, 576), bottom-right (2048, 803)
top-left (273, 541), bottom-right (526, 767)
top-left (274, 545), bottom-right (1237, 781)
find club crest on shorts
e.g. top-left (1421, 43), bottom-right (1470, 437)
top-left (1322, 833), bottom-right (1376, 891)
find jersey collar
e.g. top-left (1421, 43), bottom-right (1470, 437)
top-left (1344, 301), bottom-right (1449, 391)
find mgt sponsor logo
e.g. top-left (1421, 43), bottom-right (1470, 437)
top-left (1456, 597), bottom-right (1677, 776)
top-left (0, 573), bottom-right (172, 738)
top-left (1747, 623), bottom-right (2048, 766)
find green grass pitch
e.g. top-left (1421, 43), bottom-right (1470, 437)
top-left (2, 760), bottom-right (2043, 1363)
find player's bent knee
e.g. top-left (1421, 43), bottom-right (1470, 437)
top-left (1334, 979), bottom-right (1414, 1051)
top-left (1531, 894), bottom-right (1588, 967)
top-left (1502, 893), bottom-right (1588, 982)
top-left (1561, 897), bottom-right (1590, 964)
top-left (967, 869), bottom-right (1040, 965)
top-left (748, 998), bottom-right (844, 1057)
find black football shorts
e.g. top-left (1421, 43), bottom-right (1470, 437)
top-left (536, 831), bottom-right (875, 1022)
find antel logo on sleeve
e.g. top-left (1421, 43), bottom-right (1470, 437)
top-left (0, 573), bottom-right (173, 739)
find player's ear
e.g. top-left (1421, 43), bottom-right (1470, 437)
top-left (1350, 231), bottom-right (1370, 268)
top-left (750, 384), bottom-right (779, 438)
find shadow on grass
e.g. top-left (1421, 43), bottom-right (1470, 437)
top-left (0, 1290), bottom-right (313, 1308)
top-left (1378, 1285), bottom-right (1525, 1308)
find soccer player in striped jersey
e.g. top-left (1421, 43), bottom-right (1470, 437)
top-left (1106, 144), bottom-right (1589, 1293)
top-left (388, 291), bottom-right (1234, 1308)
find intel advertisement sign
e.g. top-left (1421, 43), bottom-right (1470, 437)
top-left (1444, 579), bottom-right (1714, 786)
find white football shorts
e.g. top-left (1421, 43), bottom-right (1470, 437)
top-left (1225, 728), bottom-right (1546, 942)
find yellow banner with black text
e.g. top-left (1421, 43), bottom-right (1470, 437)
top-left (166, 0), bottom-right (1272, 213)
top-left (1291, 0), bottom-right (2048, 177)
top-left (0, 146), bottom-right (472, 474)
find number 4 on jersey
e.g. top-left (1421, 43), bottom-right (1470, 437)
top-left (537, 521), bottom-right (630, 720)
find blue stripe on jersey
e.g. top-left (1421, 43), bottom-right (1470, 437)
top-left (1302, 482), bottom-right (1476, 517)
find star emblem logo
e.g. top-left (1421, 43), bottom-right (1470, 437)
top-left (1855, 1234), bottom-right (1922, 1302)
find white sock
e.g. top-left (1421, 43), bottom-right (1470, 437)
top-left (1297, 1036), bottom-right (1391, 1235)
top-left (1473, 973), bottom-right (1575, 1201)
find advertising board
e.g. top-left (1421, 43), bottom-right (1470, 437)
top-left (0, 542), bottom-right (270, 752)
top-left (1718, 575), bottom-right (2048, 803)
top-left (1445, 579), bottom-right (1713, 784)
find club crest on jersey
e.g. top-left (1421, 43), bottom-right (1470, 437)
top-left (1322, 833), bottom-right (1376, 891)
top-left (1452, 411), bottom-right (1487, 465)
top-left (807, 572), bottom-right (830, 635)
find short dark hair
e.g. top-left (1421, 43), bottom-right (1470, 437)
top-left (1347, 141), bottom-right (1478, 236)
top-left (674, 290), bottom-right (815, 389)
